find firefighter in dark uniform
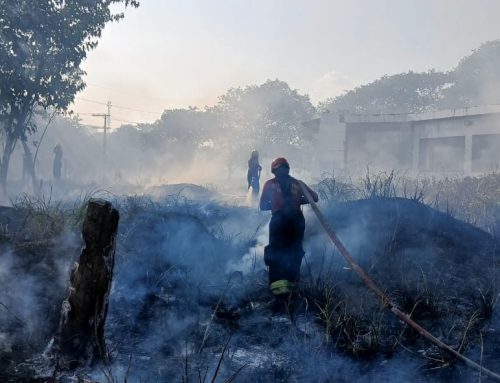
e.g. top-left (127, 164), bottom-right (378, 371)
top-left (259, 157), bottom-right (318, 295)
top-left (247, 149), bottom-right (262, 197)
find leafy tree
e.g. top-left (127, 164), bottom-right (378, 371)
top-left (125, 80), bottom-right (316, 179)
top-left (0, 0), bottom-right (139, 193)
top-left (207, 80), bottom-right (316, 177)
top-left (213, 79), bottom-right (316, 147)
top-left (319, 70), bottom-right (450, 114)
top-left (441, 40), bottom-right (500, 108)
top-left (319, 41), bottom-right (500, 114)
top-left (130, 107), bottom-right (219, 164)
top-left (157, 107), bottom-right (216, 146)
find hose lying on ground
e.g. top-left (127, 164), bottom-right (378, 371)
top-left (298, 182), bottom-right (500, 382)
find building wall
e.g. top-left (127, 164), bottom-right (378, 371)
top-left (472, 134), bottom-right (500, 172)
top-left (412, 114), bottom-right (500, 174)
top-left (310, 112), bottom-right (346, 178)
top-left (345, 122), bottom-right (413, 174)
top-left (316, 108), bottom-right (500, 177)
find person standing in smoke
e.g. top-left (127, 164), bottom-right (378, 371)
top-left (247, 150), bottom-right (262, 197)
top-left (260, 157), bottom-right (318, 296)
top-left (53, 144), bottom-right (63, 181)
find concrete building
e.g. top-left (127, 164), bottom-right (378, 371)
top-left (312, 105), bottom-right (500, 177)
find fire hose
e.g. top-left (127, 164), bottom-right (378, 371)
top-left (298, 182), bottom-right (500, 381)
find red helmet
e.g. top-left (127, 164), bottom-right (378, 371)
top-left (271, 157), bottom-right (290, 173)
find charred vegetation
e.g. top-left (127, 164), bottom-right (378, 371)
top-left (0, 175), bottom-right (499, 382)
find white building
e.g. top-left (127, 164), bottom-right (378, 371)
top-left (311, 105), bottom-right (500, 177)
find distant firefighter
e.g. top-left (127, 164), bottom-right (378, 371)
top-left (53, 144), bottom-right (63, 180)
top-left (260, 157), bottom-right (318, 296)
top-left (247, 149), bottom-right (262, 196)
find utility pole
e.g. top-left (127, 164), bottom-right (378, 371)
top-left (105, 101), bottom-right (111, 158)
top-left (92, 101), bottom-right (111, 181)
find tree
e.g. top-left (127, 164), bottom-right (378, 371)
top-left (206, 80), bottom-right (316, 178)
top-left (130, 107), bottom-right (219, 164)
top-left (213, 79), bottom-right (316, 147)
top-left (157, 107), bottom-right (215, 146)
top-left (440, 40), bottom-right (500, 108)
top-left (0, 0), bottom-right (139, 194)
top-left (319, 41), bottom-right (500, 114)
top-left (319, 70), bottom-right (450, 114)
top-left (120, 80), bottom-right (316, 180)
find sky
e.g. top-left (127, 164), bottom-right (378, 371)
top-left (71, 0), bottom-right (500, 128)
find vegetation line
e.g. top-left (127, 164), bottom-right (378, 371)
top-left (299, 181), bottom-right (500, 382)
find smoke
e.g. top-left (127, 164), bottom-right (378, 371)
top-left (2, 171), bottom-right (499, 382)
top-left (0, 40), bottom-right (495, 383)
top-left (0, 250), bottom-right (45, 337)
top-left (0, 236), bottom-right (78, 376)
top-left (472, 132), bottom-right (500, 172)
top-left (309, 70), bottom-right (362, 105)
top-left (1, 77), bottom-right (321, 204)
top-left (2, 42), bottom-right (500, 206)
top-left (226, 217), bottom-right (268, 275)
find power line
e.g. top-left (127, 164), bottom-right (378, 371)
top-left (75, 112), bottom-right (101, 116)
top-left (76, 112), bottom-right (144, 125)
top-left (76, 97), bottom-right (107, 106)
top-left (112, 117), bottom-right (143, 125)
top-left (74, 96), bottom-right (161, 126)
top-left (85, 81), bottom-right (176, 105)
top-left (113, 103), bottom-right (162, 115)
top-left (75, 97), bottom-right (163, 115)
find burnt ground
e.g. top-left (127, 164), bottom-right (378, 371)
top-left (1, 196), bottom-right (500, 382)
top-left (307, 198), bottom-right (500, 362)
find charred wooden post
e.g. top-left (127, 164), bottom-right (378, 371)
top-left (54, 198), bottom-right (119, 370)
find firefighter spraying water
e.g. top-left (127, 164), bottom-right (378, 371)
top-left (245, 150), bottom-right (262, 206)
top-left (259, 157), bottom-right (318, 295)
top-left (247, 150), bottom-right (262, 198)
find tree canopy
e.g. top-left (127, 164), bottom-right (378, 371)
top-left (0, 0), bottom-right (139, 191)
top-left (212, 79), bottom-right (316, 146)
top-left (319, 71), bottom-right (451, 114)
top-left (319, 40), bottom-right (500, 114)
top-left (441, 40), bottom-right (500, 107)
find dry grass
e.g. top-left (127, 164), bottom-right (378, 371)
top-left (10, 192), bottom-right (91, 241)
top-left (300, 177), bottom-right (499, 362)
top-left (425, 173), bottom-right (500, 234)
top-left (318, 170), bottom-right (499, 235)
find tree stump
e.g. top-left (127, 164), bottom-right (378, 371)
top-left (53, 198), bottom-right (119, 370)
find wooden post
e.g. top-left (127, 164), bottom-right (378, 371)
top-left (54, 198), bottom-right (119, 370)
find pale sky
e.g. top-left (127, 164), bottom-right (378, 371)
top-left (71, 0), bottom-right (500, 128)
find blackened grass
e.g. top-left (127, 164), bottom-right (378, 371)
top-left (299, 181), bottom-right (500, 382)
